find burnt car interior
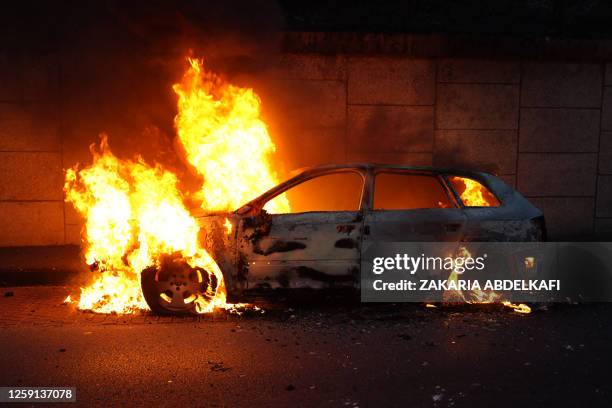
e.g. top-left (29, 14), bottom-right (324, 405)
top-left (447, 176), bottom-right (501, 207)
top-left (373, 172), bottom-right (456, 210)
top-left (261, 166), bottom-right (502, 216)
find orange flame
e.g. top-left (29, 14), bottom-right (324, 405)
top-left (224, 217), bottom-right (233, 235)
top-left (173, 58), bottom-right (289, 213)
top-left (449, 176), bottom-right (500, 207)
top-left (65, 136), bottom-right (226, 314)
top-left (502, 301), bottom-right (532, 314)
top-left (65, 57), bottom-right (289, 314)
top-left (443, 246), bottom-right (531, 314)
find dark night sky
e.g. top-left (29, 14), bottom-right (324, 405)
top-left (281, 0), bottom-right (612, 38)
top-left (2, 0), bottom-right (612, 53)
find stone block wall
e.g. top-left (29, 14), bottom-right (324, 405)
top-left (268, 55), bottom-right (610, 240)
top-left (0, 53), bottom-right (65, 246)
top-left (1, 41), bottom-right (612, 245)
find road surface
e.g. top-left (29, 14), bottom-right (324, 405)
top-left (0, 286), bottom-right (610, 407)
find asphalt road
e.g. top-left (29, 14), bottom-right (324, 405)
top-left (0, 287), bottom-right (611, 407)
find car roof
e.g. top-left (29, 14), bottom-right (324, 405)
top-left (222, 162), bottom-right (543, 220)
top-left (288, 163), bottom-right (493, 178)
top-left (238, 163), bottom-right (500, 210)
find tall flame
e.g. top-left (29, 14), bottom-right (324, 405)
top-left (65, 57), bottom-right (289, 314)
top-left (173, 58), bottom-right (289, 213)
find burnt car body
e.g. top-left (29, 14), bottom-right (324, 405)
top-left (142, 164), bottom-right (545, 313)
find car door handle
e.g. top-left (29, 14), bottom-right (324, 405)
top-left (363, 225), bottom-right (370, 235)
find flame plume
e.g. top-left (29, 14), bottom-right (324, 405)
top-left (65, 57), bottom-right (289, 314)
top-left (173, 58), bottom-right (289, 213)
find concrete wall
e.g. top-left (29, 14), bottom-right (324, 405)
top-left (1, 41), bottom-right (612, 245)
top-left (0, 53), bottom-right (65, 246)
top-left (263, 54), bottom-right (610, 240)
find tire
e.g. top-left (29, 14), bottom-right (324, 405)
top-left (140, 254), bottom-right (218, 315)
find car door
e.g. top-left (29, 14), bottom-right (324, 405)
top-left (363, 171), bottom-right (467, 243)
top-left (237, 170), bottom-right (365, 290)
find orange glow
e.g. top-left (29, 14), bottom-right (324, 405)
top-left (443, 246), bottom-right (531, 314)
top-left (502, 301), bottom-right (532, 314)
top-left (173, 58), bottom-right (289, 213)
top-left (224, 218), bottom-right (233, 235)
top-left (65, 57), bottom-right (292, 314)
top-left (65, 136), bottom-right (227, 314)
top-left (449, 176), bottom-right (500, 207)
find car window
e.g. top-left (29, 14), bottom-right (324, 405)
top-left (374, 173), bottom-right (453, 210)
top-left (266, 172), bottom-right (363, 214)
top-left (448, 176), bottom-right (500, 207)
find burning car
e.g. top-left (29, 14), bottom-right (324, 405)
top-left (141, 163), bottom-right (545, 314)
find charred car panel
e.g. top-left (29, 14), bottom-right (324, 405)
top-left (196, 164), bottom-right (545, 302)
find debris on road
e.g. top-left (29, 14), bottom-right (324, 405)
top-left (208, 361), bottom-right (230, 372)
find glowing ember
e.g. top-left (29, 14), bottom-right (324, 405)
top-left (443, 246), bottom-right (531, 314)
top-left (449, 176), bottom-right (500, 207)
top-left (173, 58), bottom-right (289, 213)
top-left (502, 301), bottom-right (532, 314)
top-left (224, 218), bottom-right (233, 235)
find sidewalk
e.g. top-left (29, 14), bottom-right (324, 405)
top-left (0, 246), bottom-right (84, 286)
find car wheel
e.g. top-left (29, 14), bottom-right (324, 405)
top-left (140, 255), bottom-right (218, 315)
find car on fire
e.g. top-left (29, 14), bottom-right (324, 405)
top-left (141, 164), bottom-right (545, 314)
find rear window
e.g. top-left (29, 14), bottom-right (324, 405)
top-left (374, 173), bottom-right (454, 210)
top-left (448, 176), bottom-right (500, 207)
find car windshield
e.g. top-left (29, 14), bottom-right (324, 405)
top-left (265, 171), bottom-right (364, 214)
